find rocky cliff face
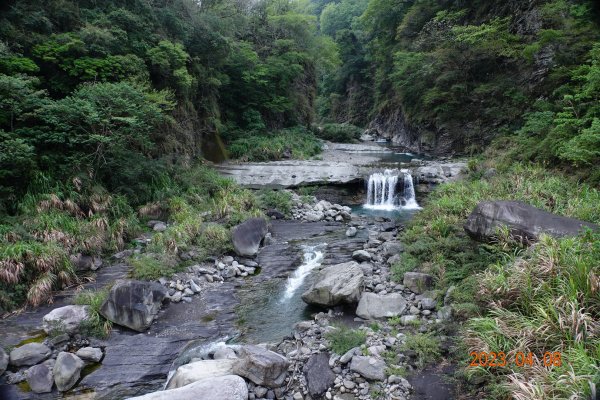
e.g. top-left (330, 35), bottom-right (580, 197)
top-left (368, 105), bottom-right (458, 155)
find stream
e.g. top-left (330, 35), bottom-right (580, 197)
top-left (0, 142), bottom-right (464, 399)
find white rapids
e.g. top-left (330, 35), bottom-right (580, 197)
top-left (282, 244), bottom-right (325, 300)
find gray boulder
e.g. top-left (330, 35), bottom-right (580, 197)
top-left (166, 359), bottom-right (236, 389)
top-left (70, 253), bottom-right (103, 272)
top-left (464, 201), bottom-right (598, 242)
top-left (100, 280), bottom-right (167, 332)
top-left (420, 298), bottom-right (437, 310)
top-left (26, 359), bottom-right (55, 393)
top-left (0, 347), bottom-right (8, 375)
top-left (345, 227), bottom-right (357, 237)
top-left (54, 352), bottom-right (84, 392)
top-left (305, 211), bottom-right (324, 222)
top-left (301, 262), bottom-right (364, 307)
top-left (75, 347), bottom-right (103, 363)
top-left (10, 343), bottom-right (51, 367)
top-left (381, 241), bottom-right (403, 257)
top-left (232, 345), bottom-right (289, 387)
top-left (304, 353), bottom-right (335, 398)
top-left (352, 250), bottom-right (372, 262)
top-left (355, 293), bottom-right (407, 319)
top-left (127, 375), bottom-right (248, 400)
top-left (231, 218), bottom-right (268, 257)
top-left (350, 356), bottom-right (386, 381)
top-left (403, 272), bottom-right (434, 294)
top-left (43, 305), bottom-right (90, 334)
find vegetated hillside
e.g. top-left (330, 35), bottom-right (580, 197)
top-left (0, 0), bottom-right (337, 211)
top-left (318, 0), bottom-right (600, 169)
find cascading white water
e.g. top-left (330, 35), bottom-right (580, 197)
top-left (401, 169), bottom-right (421, 210)
top-left (365, 169), bottom-right (398, 210)
top-left (364, 169), bottom-right (420, 210)
top-left (282, 244), bottom-right (325, 300)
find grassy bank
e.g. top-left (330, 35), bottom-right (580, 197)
top-left (392, 159), bottom-right (600, 399)
top-left (0, 164), bottom-right (264, 312)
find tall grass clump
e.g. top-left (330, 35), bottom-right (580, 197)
top-left (0, 177), bottom-right (143, 310)
top-left (259, 190), bottom-right (293, 215)
top-left (73, 288), bottom-right (112, 338)
top-left (325, 325), bottom-right (367, 355)
top-left (227, 127), bottom-right (322, 161)
top-left (397, 159), bottom-right (600, 398)
top-left (314, 123), bottom-right (363, 143)
top-left (466, 231), bottom-right (599, 399)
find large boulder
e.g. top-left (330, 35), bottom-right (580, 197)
top-left (403, 272), bottom-right (434, 294)
top-left (75, 347), bottom-right (103, 363)
top-left (26, 359), bottom-right (55, 393)
top-left (70, 253), bottom-right (102, 272)
top-left (9, 343), bottom-right (51, 367)
top-left (350, 356), bottom-right (386, 381)
top-left (43, 305), bottom-right (90, 335)
top-left (166, 359), bottom-right (237, 389)
top-left (304, 352), bottom-right (335, 398)
top-left (464, 201), bottom-right (598, 242)
top-left (54, 352), bottom-right (84, 392)
top-left (231, 218), bottom-right (268, 257)
top-left (0, 347), bottom-right (8, 375)
top-left (100, 280), bottom-right (167, 332)
top-left (232, 345), bottom-right (289, 387)
top-left (355, 293), bottom-right (407, 319)
top-left (301, 261), bottom-right (364, 307)
top-left (127, 375), bottom-right (248, 400)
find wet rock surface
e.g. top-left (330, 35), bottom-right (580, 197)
top-left (0, 176), bottom-right (463, 400)
top-left (301, 261), bottom-right (364, 307)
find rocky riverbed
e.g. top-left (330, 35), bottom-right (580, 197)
top-left (0, 146), bottom-right (467, 400)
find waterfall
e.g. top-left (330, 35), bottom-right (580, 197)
top-left (401, 169), bottom-right (420, 210)
top-left (282, 244), bottom-right (325, 300)
top-left (365, 169), bottom-right (398, 210)
top-left (364, 169), bottom-right (420, 210)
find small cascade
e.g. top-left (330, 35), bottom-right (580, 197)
top-left (282, 244), bottom-right (325, 300)
top-left (365, 169), bottom-right (398, 210)
top-left (364, 169), bottom-right (420, 210)
top-left (401, 169), bottom-right (421, 210)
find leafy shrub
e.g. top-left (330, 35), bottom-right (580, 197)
top-left (197, 223), bottom-right (232, 256)
top-left (73, 288), bottom-right (112, 338)
top-left (259, 190), bottom-right (293, 215)
top-left (314, 123), bottom-right (363, 142)
top-left (227, 127), bottom-right (322, 161)
top-left (325, 325), bottom-right (367, 354)
top-left (129, 254), bottom-right (178, 281)
top-left (401, 333), bottom-right (441, 368)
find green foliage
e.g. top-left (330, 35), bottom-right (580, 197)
top-left (468, 232), bottom-right (600, 399)
top-left (73, 288), bottom-right (112, 338)
top-left (401, 333), bottom-right (442, 368)
top-left (325, 325), bottom-right (367, 354)
top-left (513, 43), bottom-right (600, 176)
top-left (259, 190), bottom-right (293, 215)
top-left (401, 156), bottom-right (600, 398)
top-left (129, 254), bottom-right (177, 281)
top-left (227, 127), bottom-right (322, 161)
top-left (197, 223), bottom-right (232, 257)
top-left (391, 254), bottom-right (418, 282)
top-left (314, 123), bottom-right (363, 142)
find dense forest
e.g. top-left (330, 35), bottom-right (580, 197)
top-left (0, 0), bottom-right (599, 398)
top-left (1, 0), bottom-right (598, 211)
